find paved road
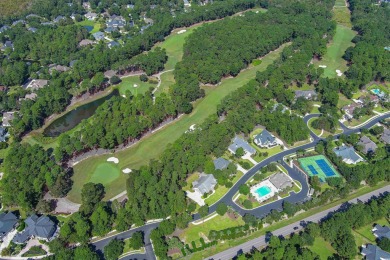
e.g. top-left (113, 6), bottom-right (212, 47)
top-left (91, 113), bottom-right (390, 259)
top-left (208, 185), bottom-right (390, 260)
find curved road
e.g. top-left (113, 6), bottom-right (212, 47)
top-left (92, 113), bottom-right (389, 259)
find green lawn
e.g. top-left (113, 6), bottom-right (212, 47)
top-left (21, 246), bottom-right (46, 257)
top-left (205, 172), bottom-right (243, 206)
top-left (332, 0), bottom-right (352, 28)
top-left (88, 162), bottom-right (120, 185)
top-left (179, 214), bottom-right (244, 244)
top-left (155, 70), bottom-right (175, 96)
top-left (308, 237), bottom-right (336, 260)
top-left (354, 218), bottom-right (390, 242)
top-left (69, 43), bottom-right (290, 203)
top-left (76, 20), bottom-right (101, 34)
top-left (117, 76), bottom-right (156, 96)
top-left (314, 25), bottom-right (356, 78)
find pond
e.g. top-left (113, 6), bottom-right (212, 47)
top-left (84, 25), bottom-right (93, 32)
top-left (43, 90), bottom-right (118, 137)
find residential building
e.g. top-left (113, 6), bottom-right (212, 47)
top-left (105, 26), bottom-right (117, 33)
top-left (53, 16), bottom-right (65, 23)
top-left (12, 20), bottom-right (26, 26)
top-left (1, 41), bottom-right (14, 51)
top-left (213, 157), bottom-right (230, 171)
top-left (295, 90), bottom-right (317, 100)
top-left (107, 41), bottom-right (120, 49)
top-left (107, 15), bottom-right (126, 28)
top-left (333, 145), bottom-right (364, 164)
top-left (254, 129), bottom-right (277, 148)
top-left (92, 31), bottom-right (105, 41)
top-left (13, 215), bottom-right (57, 243)
top-left (0, 25), bottom-right (10, 33)
top-left (372, 224), bottom-right (390, 239)
top-left (228, 136), bottom-right (256, 156)
top-left (84, 12), bottom-right (98, 20)
top-left (78, 39), bottom-right (94, 47)
top-left (183, 0), bottom-right (191, 6)
top-left (19, 93), bottom-right (38, 102)
top-left (357, 136), bottom-right (378, 154)
top-left (104, 70), bottom-right (117, 79)
top-left (269, 172), bottom-right (293, 190)
top-left (28, 27), bottom-right (38, 33)
top-left (361, 244), bottom-right (390, 260)
top-left (380, 128), bottom-right (390, 144)
top-left (23, 79), bottom-right (49, 91)
top-left (192, 173), bottom-right (217, 196)
top-left (343, 103), bottom-right (362, 119)
top-left (2, 112), bottom-right (15, 127)
top-left (127, 4), bottom-right (135, 9)
top-left (359, 95), bottom-right (380, 105)
top-left (69, 60), bottom-right (77, 67)
top-left (271, 103), bottom-right (288, 114)
top-left (49, 65), bottom-right (70, 74)
top-left (0, 127), bottom-right (10, 142)
top-left (0, 212), bottom-right (18, 239)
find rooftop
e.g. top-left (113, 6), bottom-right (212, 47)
top-left (333, 145), bottom-right (363, 164)
top-left (192, 173), bottom-right (217, 195)
top-left (228, 136), bottom-right (256, 155)
top-left (213, 157), bottom-right (230, 171)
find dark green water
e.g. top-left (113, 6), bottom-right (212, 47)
top-left (43, 90), bottom-right (118, 137)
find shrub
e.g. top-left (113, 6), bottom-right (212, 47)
top-left (243, 199), bottom-right (253, 209)
top-left (139, 74), bottom-right (148, 82)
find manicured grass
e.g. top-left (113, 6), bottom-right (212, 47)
top-left (334, 0), bottom-right (346, 6)
top-left (344, 114), bottom-right (373, 127)
top-left (354, 218), bottom-right (390, 242)
top-left (184, 172), bottom-right (200, 191)
top-left (189, 182), bottom-right (389, 259)
top-left (179, 214), bottom-right (244, 244)
top-left (76, 20), bottom-right (101, 34)
top-left (21, 246), bottom-right (46, 257)
top-left (117, 76), bottom-right (156, 96)
top-left (367, 83), bottom-right (389, 95)
top-left (307, 117), bottom-right (323, 136)
top-left (314, 25), bottom-right (356, 78)
top-left (155, 70), bottom-right (175, 96)
top-left (205, 172), bottom-right (243, 206)
top-left (308, 237), bottom-right (336, 260)
top-left (122, 239), bottom-right (145, 256)
top-left (333, 1), bottom-right (352, 28)
top-left (69, 43), bottom-right (290, 203)
top-left (88, 162), bottom-right (120, 185)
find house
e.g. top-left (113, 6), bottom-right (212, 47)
top-left (357, 136), bottom-right (378, 154)
top-left (78, 39), bottom-right (94, 47)
top-left (295, 90), bottom-right (317, 100)
top-left (49, 65), bottom-right (70, 74)
top-left (342, 103), bottom-right (362, 119)
top-left (107, 15), bottom-right (126, 28)
top-left (269, 172), bottom-right (293, 190)
top-left (213, 157), bottom-right (230, 171)
top-left (23, 79), bottom-right (49, 91)
top-left (254, 129), bottom-right (277, 148)
top-left (380, 128), bottom-right (390, 144)
top-left (192, 173), bottom-right (217, 195)
top-left (69, 60), bottom-right (77, 68)
top-left (0, 212), bottom-right (18, 239)
top-left (13, 215), bottom-right (57, 243)
top-left (83, 2), bottom-right (91, 10)
top-left (0, 25), bottom-right (10, 33)
top-left (333, 145), bottom-right (364, 164)
top-left (183, 0), bottom-right (191, 6)
top-left (2, 112), bottom-right (15, 127)
top-left (271, 103), bottom-right (288, 114)
top-left (19, 93), bottom-right (38, 102)
top-left (53, 16), bottom-right (65, 23)
top-left (28, 27), bottom-right (38, 33)
top-left (228, 136), bottom-right (256, 156)
top-left (105, 26), bottom-right (118, 33)
top-left (1, 41), bottom-right (14, 51)
top-left (70, 13), bottom-right (77, 20)
top-left (107, 41), bottom-right (120, 49)
top-left (104, 70), bottom-right (117, 79)
top-left (0, 127), bottom-right (10, 142)
top-left (372, 224), bottom-right (390, 239)
top-left (361, 244), bottom-right (390, 260)
top-left (127, 4), bottom-right (135, 9)
top-left (359, 95), bottom-right (380, 105)
top-left (41, 22), bottom-right (54, 26)
top-left (84, 12), bottom-right (97, 20)
top-left (92, 31), bottom-right (105, 41)
top-left (12, 20), bottom-right (26, 26)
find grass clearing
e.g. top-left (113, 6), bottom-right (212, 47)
top-left (88, 162), bottom-right (120, 185)
top-left (76, 20), bottom-right (101, 34)
top-left (69, 43), bottom-right (290, 203)
top-left (179, 214), bottom-right (244, 244)
top-left (205, 172), bottom-right (243, 206)
top-left (354, 218), bottom-right (390, 242)
top-left (188, 182), bottom-right (389, 259)
top-left (117, 76), bottom-right (156, 96)
top-left (314, 25), bottom-right (356, 78)
top-left (308, 237), bottom-right (336, 260)
top-left (155, 70), bottom-right (175, 95)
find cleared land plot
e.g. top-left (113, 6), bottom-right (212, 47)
top-left (298, 155), bottom-right (341, 182)
top-left (314, 25), bottom-right (356, 78)
top-left (69, 43), bottom-right (290, 203)
top-left (308, 237), bottom-right (336, 260)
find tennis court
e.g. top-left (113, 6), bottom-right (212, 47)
top-left (298, 155), bottom-right (341, 182)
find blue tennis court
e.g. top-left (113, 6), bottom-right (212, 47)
top-left (315, 159), bottom-right (336, 177)
top-left (298, 155), bottom-right (341, 182)
top-left (308, 165), bottom-right (318, 175)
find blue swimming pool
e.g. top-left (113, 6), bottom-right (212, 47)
top-left (255, 186), bottom-right (272, 197)
top-left (371, 89), bottom-right (381, 95)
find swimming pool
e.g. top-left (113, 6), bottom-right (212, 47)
top-left (255, 185), bottom-right (272, 197)
top-left (371, 89), bottom-right (381, 95)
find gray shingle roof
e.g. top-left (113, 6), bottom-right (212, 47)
top-left (192, 173), bottom-right (217, 194)
top-left (228, 136), bottom-right (256, 155)
top-left (269, 172), bottom-right (293, 190)
top-left (333, 145), bottom-right (363, 164)
top-left (357, 136), bottom-right (378, 154)
top-left (13, 214), bottom-right (56, 243)
top-left (92, 31), bottom-right (105, 41)
top-left (0, 212), bottom-right (18, 239)
top-left (0, 127), bottom-right (9, 142)
top-left (373, 224), bottom-right (390, 239)
top-left (295, 90), bottom-right (317, 99)
top-left (380, 129), bottom-right (390, 144)
top-left (361, 244), bottom-right (390, 260)
top-left (254, 130), bottom-right (276, 147)
top-left (213, 158), bottom-right (230, 171)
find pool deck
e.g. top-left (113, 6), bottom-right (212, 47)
top-left (250, 180), bottom-right (278, 203)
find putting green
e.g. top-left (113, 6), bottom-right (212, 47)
top-left (88, 162), bottom-right (120, 185)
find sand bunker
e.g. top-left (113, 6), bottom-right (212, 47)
top-left (107, 157), bottom-right (119, 164)
top-left (122, 168), bottom-right (132, 174)
top-left (177, 29), bottom-right (187, 34)
top-left (319, 65), bottom-right (327, 68)
top-left (336, 70), bottom-right (343, 76)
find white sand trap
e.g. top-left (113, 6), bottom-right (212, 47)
top-left (107, 157), bottom-right (119, 164)
top-left (336, 70), bottom-right (343, 76)
top-left (122, 168), bottom-right (132, 174)
top-left (122, 94), bottom-right (126, 98)
top-left (133, 84), bottom-right (138, 88)
top-left (256, 11), bottom-right (259, 13)
top-left (319, 65), bottom-right (327, 68)
top-left (189, 124), bottom-right (196, 131)
top-left (177, 29), bottom-right (187, 34)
